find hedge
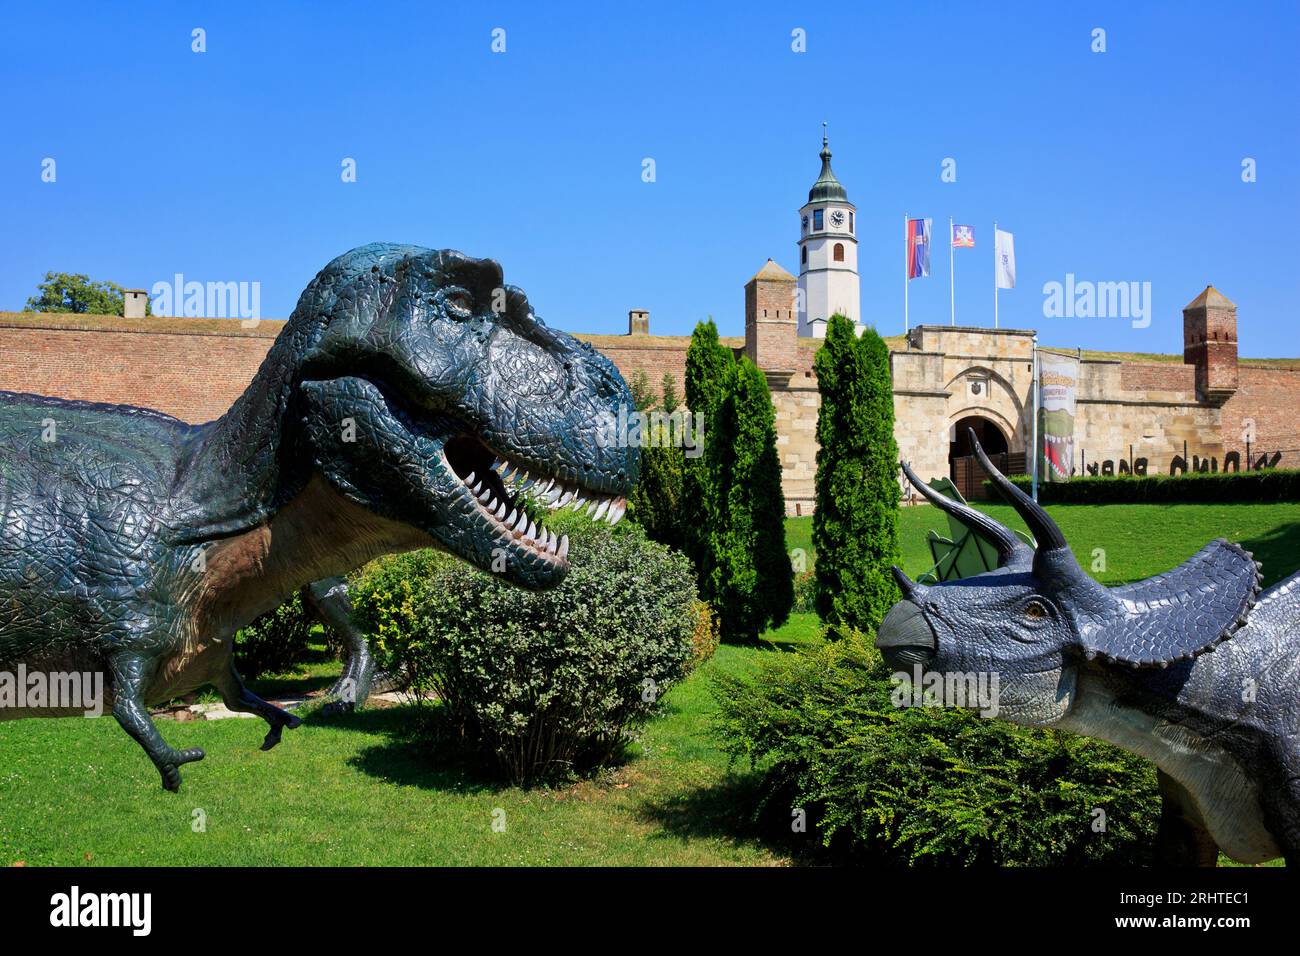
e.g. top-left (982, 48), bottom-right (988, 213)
top-left (712, 633), bottom-right (1159, 865)
top-left (994, 468), bottom-right (1300, 504)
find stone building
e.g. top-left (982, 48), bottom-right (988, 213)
top-left (3, 144), bottom-right (1298, 514)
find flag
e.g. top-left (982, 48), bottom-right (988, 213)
top-left (995, 228), bottom-right (1016, 289)
top-left (907, 218), bottom-right (931, 279)
top-left (952, 224), bottom-right (975, 248)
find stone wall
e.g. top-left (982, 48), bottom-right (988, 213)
top-left (1075, 359), bottom-right (1222, 473)
top-left (3, 295), bottom-right (1296, 514)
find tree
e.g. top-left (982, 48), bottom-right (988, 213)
top-left (813, 314), bottom-right (900, 636)
top-left (626, 377), bottom-right (687, 553)
top-left (24, 272), bottom-right (148, 316)
top-left (628, 369), bottom-right (656, 412)
top-left (661, 372), bottom-right (681, 412)
top-left (681, 318), bottom-right (734, 578)
top-left (705, 357), bottom-right (793, 642)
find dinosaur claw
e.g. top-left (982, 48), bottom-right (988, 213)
top-left (157, 748), bottom-right (205, 791)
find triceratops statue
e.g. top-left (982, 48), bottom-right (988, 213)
top-left (877, 433), bottom-right (1299, 866)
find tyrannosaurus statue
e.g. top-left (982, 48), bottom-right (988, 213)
top-left (876, 432), bottom-right (1299, 865)
top-left (0, 243), bottom-right (637, 790)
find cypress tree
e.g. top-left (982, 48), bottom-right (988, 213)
top-left (708, 357), bottom-right (793, 642)
top-left (626, 377), bottom-right (687, 553)
top-left (813, 314), bottom-right (901, 636)
top-left (661, 372), bottom-right (681, 413)
top-left (682, 319), bottom-right (734, 578)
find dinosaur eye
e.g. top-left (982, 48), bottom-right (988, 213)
top-left (1024, 600), bottom-right (1049, 621)
top-left (442, 288), bottom-right (475, 318)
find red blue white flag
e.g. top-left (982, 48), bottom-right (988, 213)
top-left (907, 218), bottom-right (931, 279)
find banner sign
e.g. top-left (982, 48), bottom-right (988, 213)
top-left (1038, 350), bottom-right (1079, 482)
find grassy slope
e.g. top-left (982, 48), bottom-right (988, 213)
top-left (2, 502), bottom-right (1297, 865)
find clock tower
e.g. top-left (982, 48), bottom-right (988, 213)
top-left (797, 130), bottom-right (860, 337)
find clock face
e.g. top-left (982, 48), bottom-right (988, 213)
top-left (829, 210), bottom-right (845, 228)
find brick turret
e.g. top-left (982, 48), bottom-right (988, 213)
top-left (1182, 285), bottom-right (1238, 404)
top-left (744, 258), bottom-right (798, 381)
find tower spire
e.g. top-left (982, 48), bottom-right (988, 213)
top-left (808, 125), bottom-right (846, 203)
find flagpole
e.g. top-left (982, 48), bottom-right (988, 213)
top-left (949, 217), bottom-right (955, 326)
top-left (1030, 335), bottom-right (1040, 501)
top-left (993, 220), bottom-right (999, 329)
top-left (903, 214), bottom-right (909, 334)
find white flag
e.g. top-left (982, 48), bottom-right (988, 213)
top-left (995, 229), bottom-right (1016, 289)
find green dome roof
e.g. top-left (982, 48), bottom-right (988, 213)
top-left (808, 133), bottom-right (848, 204)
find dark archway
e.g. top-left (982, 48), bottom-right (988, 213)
top-left (949, 416), bottom-right (1012, 498)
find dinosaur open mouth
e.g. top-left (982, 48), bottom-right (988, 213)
top-left (442, 435), bottom-right (627, 564)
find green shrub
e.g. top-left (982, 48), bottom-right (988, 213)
top-left (792, 569), bottom-right (818, 614)
top-left (369, 514), bottom-right (700, 785)
top-left (687, 599), bottom-right (721, 673)
top-left (625, 378), bottom-right (688, 553)
top-left (706, 357), bottom-right (794, 642)
top-left (813, 315), bottom-right (901, 634)
top-left (999, 468), bottom-right (1300, 504)
top-left (712, 634), bottom-right (1160, 865)
top-left (682, 318), bottom-right (734, 580)
top-left (348, 548), bottom-right (445, 657)
top-left (234, 592), bottom-right (313, 679)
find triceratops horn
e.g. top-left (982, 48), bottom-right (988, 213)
top-left (899, 460), bottom-right (1024, 565)
top-left (968, 429), bottom-right (1068, 552)
top-left (891, 565), bottom-right (924, 599)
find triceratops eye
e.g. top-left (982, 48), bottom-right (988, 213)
top-left (1025, 600), bottom-right (1049, 621)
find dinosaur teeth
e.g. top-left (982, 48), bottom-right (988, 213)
top-left (477, 488), bottom-right (492, 503)
top-left (527, 519), bottom-right (538, 540)
top-left (607, 500), bottom-right (625, 525)
top-left (557, 534), bottom-right (569, 559)
top-left (546, 531), bottom-right (558, 555)
top-left (593, 499), bottom-right (611, 521)
top-left (464, 471), bottom-right (476, 487)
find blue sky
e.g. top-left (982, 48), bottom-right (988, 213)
top-left (2, 1), bottom-right (1297, 356)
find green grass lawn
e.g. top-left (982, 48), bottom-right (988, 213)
top-left (791, 500), bottom-right (1300, 588)
top-left (0, 631), bottom-right (814, 866)
top-left (2, 500), bottom-right (1297, 866)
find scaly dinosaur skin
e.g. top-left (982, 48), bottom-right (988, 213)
top-left (0, 243), bottom-right (637, 790)
top-left (877, 432), bottom-right (1300, 865)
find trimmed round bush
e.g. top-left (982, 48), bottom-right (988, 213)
top-left (358, 515), bottom-right (700, 785)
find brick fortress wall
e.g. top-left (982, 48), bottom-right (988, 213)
top-left (3, 277), bottom-right (1298, 513)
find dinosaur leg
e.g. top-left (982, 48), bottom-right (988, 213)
top-left (214, 661), bottom-right (303, 752)
top-left (303, 576), bottom-right (378, 715)
top-left (109, 653), bottom-right (205, 792)
top-left (1154, 769), bottom-right (1219, 866)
